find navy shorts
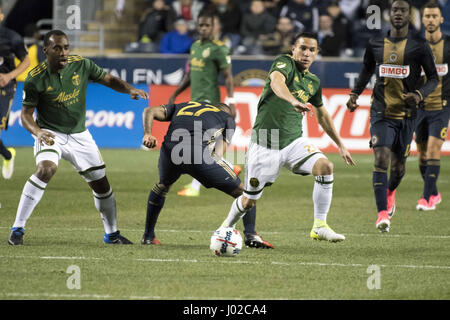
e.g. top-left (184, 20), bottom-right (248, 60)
top-left (158, 143), bottom-right (241, 195)
top-left (0, 83), bottom-right (16, 131)
top-left (415, 108), bottom-right (450, 143)
top-left (369, 116), bottom-right (416, 158)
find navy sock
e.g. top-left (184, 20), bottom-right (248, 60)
top-left (0, 140), bottom-right (11, 160)
top-left (373, 171), bottom-right (388, 212)
top-left (144, 188), bottom-right (166, 239)
top-left (388, 169), bottom-right (405, 191)
top-left (424, 160), bottom-right (440, 200)
top-left (419, 163), bottom-right (427, 182)
top-left (243, 206), bottom-right (256, 234)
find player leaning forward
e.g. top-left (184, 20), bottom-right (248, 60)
top-left (8, 30), bottom-right (149, 245)
top-left (219, 32), bottom-right (355, 242)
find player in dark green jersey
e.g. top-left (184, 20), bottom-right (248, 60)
top-left (8, 30), bottom-right (149, 246)
top-left (219, 33), bottom-right (355, 243)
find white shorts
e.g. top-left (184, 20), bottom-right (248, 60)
top-left (243, 137), bottom-right (326, 200)
top-left (33, 129), bottom-right (106, 182)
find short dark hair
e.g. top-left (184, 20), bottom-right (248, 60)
top-left (422, 1), bottom-right (442, 15)
top-left (391, 0), bottom-right (412, 11)
top-left (293, 32), bottom-right (319, 45)
top-left (198, 10), bottom-right (215, 23)
top-left (43, 30), bottom-right (67, 47)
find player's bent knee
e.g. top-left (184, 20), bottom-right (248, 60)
top-left (35, 161), bottom-right (57, 182)
top-left (89, 176), bottom-right (111, 194)
top-left (312, 158), bottom-right (333, 176)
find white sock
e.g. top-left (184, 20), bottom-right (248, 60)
top-left (13, 175), bottom-right (47, 228)
top-left (190, 178), bottom-right (201, 191)
top-left (313, 174), bottom-right (334, 223)
top-left (93, 188), bottom-right (117, 234)
top-left (221, 195), bottom-right (247, 228)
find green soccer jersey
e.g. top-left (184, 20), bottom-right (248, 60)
top-left (22, 55), bottom-right (106, 134)
top-left (253, 54), bottom-right (323, 149)
top-left (189, 39), bottom-right (231, 104)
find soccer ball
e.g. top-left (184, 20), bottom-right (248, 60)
top-left (210, 227), bottom-right (242, 257)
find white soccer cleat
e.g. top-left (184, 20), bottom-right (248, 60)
top-left (310, 219), bottom-right (345, 242)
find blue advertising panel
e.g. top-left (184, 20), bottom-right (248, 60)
top-left (3, 82), bottom-right (150, 148)
top-left (90, 56), bottom-right (366, 89)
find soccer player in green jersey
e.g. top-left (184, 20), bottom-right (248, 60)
top-left (8, 30), bottom-right (149, 246)
top-left (219, 32), bottom-right (355, 242)
top-left (169, 11), bottom-right (238, 198)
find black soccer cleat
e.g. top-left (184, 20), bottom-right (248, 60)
top-left (104, 230), bottom-right (133, 244)
top-left (141, 234), bottom-right (161, 245)
top-left (244, 233), bottom-right (274, 249)
top-left (8, 227), bottom-right (24, 246)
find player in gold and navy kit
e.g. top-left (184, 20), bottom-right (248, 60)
top-left (415, 2), bottom-right (450, 211)
top-left (0, 5), bottom-right (30, 179)
top-left (141, 101), bottom-right (273, 248)
top-left (346, 0), bottom-right (438, 233)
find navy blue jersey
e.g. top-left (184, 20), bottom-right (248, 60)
top-left (163, 101), bottom-right (235, 147)
top-left (0, 26), bottom-right (28, 83)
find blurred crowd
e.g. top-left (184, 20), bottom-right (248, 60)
top-left (130, 0), bottom-right (450, 57)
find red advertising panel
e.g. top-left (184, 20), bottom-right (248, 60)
top-left (150, 85), bottom-right (450, 154)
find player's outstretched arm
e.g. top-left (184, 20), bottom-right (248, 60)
top-left (169, 71), bottom-right (190, 104)
top-left (314, 105), bottom-right (355, 166)
top-left (99, 73), bottom-right (149, 100)
top-left (21, 106), bottom-right (55, 146)
top-left (142, 105), bottom-right (168, 149)
top-left (270, 71), bottom-right (310, 114)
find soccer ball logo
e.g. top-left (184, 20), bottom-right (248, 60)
top-left (210, 227), bottom-right (243, 257)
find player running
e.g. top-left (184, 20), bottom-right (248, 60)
top-left (346, 0), bottom-right (438, 232)
top-left (141, 100), bottom-right (273, 248)
top-left (415, 1), bottom-right (450, 211)
top-left (8, 30), bottom-right (148, 245)
top-left (0, 5), bottom-right (30, 179)
top-left (218, 32), bottom-right (355, 243)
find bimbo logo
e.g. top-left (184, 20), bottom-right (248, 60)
top-left (379, 64), bottom-right (410, 78)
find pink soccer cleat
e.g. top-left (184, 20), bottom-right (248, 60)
top-left (387, 189), bottom-right (396, 218)
top-left (376, 210), bottom-right (390, 233)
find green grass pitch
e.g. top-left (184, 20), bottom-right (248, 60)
top-left (0, 148), bottom-right (449, 300)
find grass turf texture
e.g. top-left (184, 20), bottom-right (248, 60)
top-left (0, 148), bottom-right (449, 300)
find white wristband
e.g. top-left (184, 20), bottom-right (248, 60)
top-left (226, 97), bottom-right (236, 104)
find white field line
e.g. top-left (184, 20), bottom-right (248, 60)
top-left (0, 226), bottom-right (449, 239)
top-left (1, 255), bottom-right (450, 270)
top-left (0, 292), bottom-right (268, 300)
top-left (1, 292), bottom-right (112, 299)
